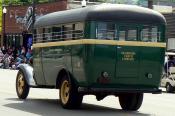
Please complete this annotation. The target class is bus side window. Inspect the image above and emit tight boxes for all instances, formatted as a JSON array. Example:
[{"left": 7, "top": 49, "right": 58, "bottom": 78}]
[
  {"left": 73, "top": 23, "right": 84, "bottom": 40},
  {"left": 63, "top": 24, "right": 73, "bottom": 40},
  {"left": 119, "top": 30, "right": 125, "bottom": 41},
  {"left": 52, "top": 26, "right": 62, "bottom": 41},
  {"left": 33, "top": 29, "right": 37, "bottom": 43},
  {"left": 43, "top": 28, "right": 46, "bottom": 42},
  {"left": 96, "top": 22, "right": 115, "bottom": 40},
  {"left": 127, "top": 29, "right": 137, "bottom": 41},
  {"left": 44, "top": 27, "right": 52, "bottom": 42},
  {"left": 36, "top": 28, "right": 43, "bottom": 43}
]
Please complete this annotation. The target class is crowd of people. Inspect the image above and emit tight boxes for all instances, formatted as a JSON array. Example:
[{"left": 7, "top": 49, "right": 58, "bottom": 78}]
[{"left": 0, "top": 46, "right": 33, "bottom": 69}]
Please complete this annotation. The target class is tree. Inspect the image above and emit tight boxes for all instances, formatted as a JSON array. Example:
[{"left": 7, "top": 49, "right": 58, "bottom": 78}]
[{"left": 2, "top": 0, "right": 60, "bottom": 5}]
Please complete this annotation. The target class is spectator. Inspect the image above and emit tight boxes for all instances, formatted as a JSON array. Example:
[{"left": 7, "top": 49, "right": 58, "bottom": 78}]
[
  {"left": 21, "top": 46, "right": 26, "bottom": 55},
  {"left": 1, "top": 45, "right": 6, "bottom": 55},
  {"left": 2, "top": 52, "right": 10, "bottom": 69},
  {"left": 26, "top": 48, "right": 32, "bottom": 63},
  {"left": 12, "top": 46, "right": 17, "bottom": 60},
  {"left": 0, "top": 45, "right": 33, "bottom": 69}
]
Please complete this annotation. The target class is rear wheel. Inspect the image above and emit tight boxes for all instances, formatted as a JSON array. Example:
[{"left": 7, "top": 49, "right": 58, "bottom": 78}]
[
  {"left": 119, "top": 93, "right": 143, "bottom": 111},
  {"left": 59, "top": 75, "right": 83, "bottom": 109},
  {"left": 16, "top": 70, "right": 30, "bottom": 99}
]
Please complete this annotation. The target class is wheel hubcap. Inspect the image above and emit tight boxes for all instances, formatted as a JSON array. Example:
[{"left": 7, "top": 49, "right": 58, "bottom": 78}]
[
  {"left": 17, "top": 74, "right": 25, "bottom": 95},
  {"left": 61, "top": 80, "right": 70, "bottom": 104}
]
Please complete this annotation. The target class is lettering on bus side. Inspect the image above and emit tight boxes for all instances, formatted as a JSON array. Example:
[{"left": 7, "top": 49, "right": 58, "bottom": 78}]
[{"left": 121, "top": 52, "right": 136, "bottom": 61}]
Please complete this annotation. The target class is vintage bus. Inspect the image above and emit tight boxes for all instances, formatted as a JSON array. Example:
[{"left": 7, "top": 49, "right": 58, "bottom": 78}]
[{"left": 16, "top": 4, "right": 166, "bottom": 111}]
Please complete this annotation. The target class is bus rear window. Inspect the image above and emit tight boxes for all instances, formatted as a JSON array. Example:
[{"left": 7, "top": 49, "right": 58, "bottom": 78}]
[
  {"left": 96, "top": 23, "right": 116, "bottom": 40},
  {"left": 119, "top": 27, "right": 137, "bottom": 41},
  {"left": 141, "top": 26, "right": 161, "bottom": 42}
]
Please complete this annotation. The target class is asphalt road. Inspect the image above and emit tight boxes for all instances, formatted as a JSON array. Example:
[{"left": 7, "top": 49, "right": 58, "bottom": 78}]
[{"left": 0, "top": 69, "right": 175, "bottom": 116}]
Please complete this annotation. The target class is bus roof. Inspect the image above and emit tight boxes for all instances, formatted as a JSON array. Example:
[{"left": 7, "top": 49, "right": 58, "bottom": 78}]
[{"left": 34, "top": 4, "right": 166, "bottom": 28}]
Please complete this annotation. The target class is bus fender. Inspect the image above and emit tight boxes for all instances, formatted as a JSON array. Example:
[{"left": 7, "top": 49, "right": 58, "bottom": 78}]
[
  {"left": 17, "top": 64, "right": 37, "bottom": 87},
  {"left": 56, "top": 69, "right": 74, "bottom": 89}
]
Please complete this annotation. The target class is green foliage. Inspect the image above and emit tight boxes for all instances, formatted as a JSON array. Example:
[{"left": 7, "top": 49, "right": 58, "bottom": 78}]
[
  {"left": 20, "top": 0, "right": 29, "bottom": 3},
  {"left": 2, "top": 0, "right": 59, "bottom": 5}
]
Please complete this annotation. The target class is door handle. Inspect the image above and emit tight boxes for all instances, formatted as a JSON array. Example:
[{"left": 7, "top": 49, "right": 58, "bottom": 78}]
[{"left": 117, "top": 46, "right": 122, "bottom": 49}]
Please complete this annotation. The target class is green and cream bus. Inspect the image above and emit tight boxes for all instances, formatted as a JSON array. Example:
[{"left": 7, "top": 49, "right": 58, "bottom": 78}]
[{"left": 16, "top": 4, "right": 166, "bottom": 111}]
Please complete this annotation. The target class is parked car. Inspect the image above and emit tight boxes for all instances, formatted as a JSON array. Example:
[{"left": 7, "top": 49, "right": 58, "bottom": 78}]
[
  {"left": 161, "top": 52, "right": 175, "bottom": 93},
  {"left": 161, "top": 67, "right": 175, "bottom": 93}
]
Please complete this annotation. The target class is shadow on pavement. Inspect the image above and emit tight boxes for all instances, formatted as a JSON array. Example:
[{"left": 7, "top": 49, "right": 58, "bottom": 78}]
[{"left": 4, "top": 98, "right": 151, "bottom": 116}]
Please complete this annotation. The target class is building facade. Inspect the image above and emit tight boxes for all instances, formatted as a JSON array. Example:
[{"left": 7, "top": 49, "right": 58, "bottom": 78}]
[
  {"left": 0, "top": 1, "right": 2, "bottom": 46},
  {"left": 1, "top": 0, "right": 175, "bottom": 50},
  {"left": 1, "top": 0, "right": 67, "bottom": 48},
  {"left": 154, "top": 0, "right": 175, "bottom": 51}
]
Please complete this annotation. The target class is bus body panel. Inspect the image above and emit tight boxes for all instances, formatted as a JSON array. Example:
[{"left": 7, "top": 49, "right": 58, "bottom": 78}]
[
  {"left": 116, "top": 46, "right": 139, "bottom": 79},
  {"left": 139, "top": 47, "right": 165, "bottom": 87},
  {"left": 71, "top": 45, "right": 87, "bottom": 85},
  {"left": 33, "top": 44, "right": 87, "bottom": 86},
  {"left": 93, "top": 44, "right": 116, "bottom": 83},
  {"left": 33, "top": 20, "right": 166, "bottom": 93},
  {"left": 32, "top": 40, "right": 165, "bottom": 91},
  {"left": 41, "top": 46, "right": 72, "bottom": 85},
  {"left": 33, "top": 48, "right": 46, "bottom": 85},
  {"left": 84, "top": 44, "right": 165, "bottom": 89}
]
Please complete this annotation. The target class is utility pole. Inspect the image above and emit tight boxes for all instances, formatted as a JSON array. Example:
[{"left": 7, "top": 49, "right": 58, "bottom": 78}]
[
  {"left": 148, "top": 0, "right": 153, "bottom": 9},
  {"left": 3, "top": 6, "right": 7, "bottom": 47},
  {"left": 32, "top": 0, "right": 36, "bottom": 34}
]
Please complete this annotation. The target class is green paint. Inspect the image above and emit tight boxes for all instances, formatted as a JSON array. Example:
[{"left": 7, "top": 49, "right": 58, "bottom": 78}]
[{"left": 33, "top": 21, "right": 166, "bottom": 92}]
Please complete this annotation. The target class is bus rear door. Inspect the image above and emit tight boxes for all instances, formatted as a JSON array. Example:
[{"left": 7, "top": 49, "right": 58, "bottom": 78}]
[{"left": 116, "top": 26, "right": 139, "bottom": 80}]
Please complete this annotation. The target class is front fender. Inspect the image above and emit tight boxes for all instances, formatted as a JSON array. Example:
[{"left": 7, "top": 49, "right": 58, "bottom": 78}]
[{"left": 17, "top": 64, "right": 37, "bottom": 86}]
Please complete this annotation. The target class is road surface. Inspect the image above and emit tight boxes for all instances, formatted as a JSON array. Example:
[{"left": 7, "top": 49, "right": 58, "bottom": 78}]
[{"left": 0, "top": 69, "right": 175, "bottom": 116}]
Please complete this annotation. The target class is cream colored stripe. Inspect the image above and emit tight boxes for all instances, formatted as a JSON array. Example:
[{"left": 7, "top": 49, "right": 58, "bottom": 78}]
[
  {"left": 32, "top": 40, "right": 82, "bottom": 48},
  {"left": 32, "top": 39, "right": 166, "bottom": 48}
]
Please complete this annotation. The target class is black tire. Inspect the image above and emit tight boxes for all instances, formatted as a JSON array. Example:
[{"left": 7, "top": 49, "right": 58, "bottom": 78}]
[
  {"left": 16, "top": 70, "right": 30, "bottom": 99},
  {"left": 59, "top": 75, "right": 83, "bottom": 109},
  {"left": 166, "top": 83, "right": 173, "bottom": 93},
  {"left": 119, "top": 93, "right": 143, "bottom": 111}
]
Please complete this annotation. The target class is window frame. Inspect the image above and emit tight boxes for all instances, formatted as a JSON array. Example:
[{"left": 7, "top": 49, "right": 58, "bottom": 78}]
[
  {"left": 118, "top": 26, "right": 138, "bottom": 41},
  {"left": 34, "top": 22, "right": 84, "bottom": 43},
  {"left": 96, "top": 22, "right": 117, "bottom": 40},
  {"left": 140, "top": 25, "right": 161, "bottom": 42}
]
